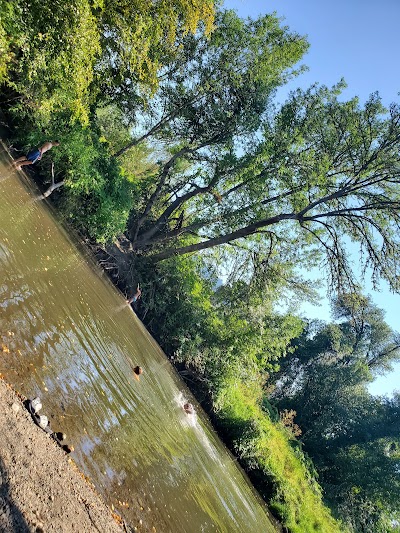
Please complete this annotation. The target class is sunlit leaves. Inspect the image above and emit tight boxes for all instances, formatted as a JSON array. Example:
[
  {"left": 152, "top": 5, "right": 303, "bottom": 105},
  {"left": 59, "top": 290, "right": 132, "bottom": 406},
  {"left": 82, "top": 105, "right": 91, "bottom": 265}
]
[{"left": 99, "top": 0, "right": 215, "bottom": 94}]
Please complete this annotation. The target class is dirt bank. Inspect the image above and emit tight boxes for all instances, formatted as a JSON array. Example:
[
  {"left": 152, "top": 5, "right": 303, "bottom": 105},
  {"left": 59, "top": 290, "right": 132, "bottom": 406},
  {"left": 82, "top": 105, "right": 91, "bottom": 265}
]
[{"left": 0, "top": 378, "right": 124, "bottom": 532}]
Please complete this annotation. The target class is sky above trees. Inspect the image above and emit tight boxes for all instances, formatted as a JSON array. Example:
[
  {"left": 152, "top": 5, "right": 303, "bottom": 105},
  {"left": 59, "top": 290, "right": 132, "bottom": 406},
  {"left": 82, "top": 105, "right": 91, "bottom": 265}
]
[
  {"left": 225, "top": 0, "right": 400, "bottom": 106},
  {"left": 224, "top": 0, "right": 400, "bottom": 396}
]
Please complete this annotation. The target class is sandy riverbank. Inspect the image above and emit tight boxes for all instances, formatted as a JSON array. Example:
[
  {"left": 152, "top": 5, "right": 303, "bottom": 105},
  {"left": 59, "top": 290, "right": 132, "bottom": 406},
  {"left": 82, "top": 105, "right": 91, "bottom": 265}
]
[{"left": 0, "top": 378, "right": 124, "bottom": 532}]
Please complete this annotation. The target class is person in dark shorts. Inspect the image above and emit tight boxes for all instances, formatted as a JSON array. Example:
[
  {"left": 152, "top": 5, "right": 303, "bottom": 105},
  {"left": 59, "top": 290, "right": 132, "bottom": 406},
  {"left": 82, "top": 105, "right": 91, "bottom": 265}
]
[
  {"left": 127, "top": 285, "right": 142, "bottom": 305},
  {"left": 13, "top": 140, "right": 60, "bottom": 169}
]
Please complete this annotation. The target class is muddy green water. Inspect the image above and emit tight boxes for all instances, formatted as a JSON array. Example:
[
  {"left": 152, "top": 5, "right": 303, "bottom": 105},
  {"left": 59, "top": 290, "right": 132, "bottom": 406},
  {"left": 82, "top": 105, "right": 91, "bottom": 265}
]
[{"left": 0, "top": 148, "right": 276, "bottom": 532}]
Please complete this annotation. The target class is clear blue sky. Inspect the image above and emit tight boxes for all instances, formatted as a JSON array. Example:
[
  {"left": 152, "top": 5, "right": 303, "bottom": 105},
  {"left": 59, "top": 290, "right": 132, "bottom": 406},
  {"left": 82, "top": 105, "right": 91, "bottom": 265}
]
[
  {"left": 224, "top": 0, "right": 400, "bottom": 395},
  {"left": 224, "top": 0, "right": 400, "bottom": 105}
]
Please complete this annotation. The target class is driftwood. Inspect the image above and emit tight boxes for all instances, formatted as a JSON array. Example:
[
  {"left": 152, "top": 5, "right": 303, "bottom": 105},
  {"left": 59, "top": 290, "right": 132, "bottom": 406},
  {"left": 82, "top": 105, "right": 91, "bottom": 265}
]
[{"left": 41, "top": 162, "right": 65, "bottom": 198}]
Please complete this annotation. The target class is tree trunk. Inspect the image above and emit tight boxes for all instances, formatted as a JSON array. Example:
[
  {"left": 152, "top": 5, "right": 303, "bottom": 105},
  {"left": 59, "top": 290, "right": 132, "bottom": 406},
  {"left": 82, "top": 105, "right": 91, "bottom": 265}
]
[
  {"left": 42, "top": 180, "right": 65, "bottom": 198},
  {"left": 134, "top": 181, "right": 217, "bottom": 248},
  {"left": 148, "top": 212, "right": 297, "bottom": 262},
  {"left": 40, "top": 162, "right": 65, "bottom": 198}
]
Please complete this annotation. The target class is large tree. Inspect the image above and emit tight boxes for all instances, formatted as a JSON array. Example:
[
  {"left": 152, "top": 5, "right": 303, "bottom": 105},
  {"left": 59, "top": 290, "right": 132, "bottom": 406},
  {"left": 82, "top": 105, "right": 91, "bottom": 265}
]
[
  {"left": 123, "top": 82, "right": 400, "bottom": 294},
  {"left": 270, "top": 295, "right": 400, "bottom": 531},
  {"left": 110, "top": 9, "right": 308, "bottom": 152},
  {"left": 111, "top": 9, "right": 308, "bottom": 239}
]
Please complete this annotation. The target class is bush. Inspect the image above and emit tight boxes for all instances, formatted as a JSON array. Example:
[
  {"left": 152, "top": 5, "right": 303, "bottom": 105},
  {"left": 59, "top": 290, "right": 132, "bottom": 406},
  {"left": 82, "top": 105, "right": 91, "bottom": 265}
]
[{"left": 0, "top": 0, "right": 100, "bottom": 125}]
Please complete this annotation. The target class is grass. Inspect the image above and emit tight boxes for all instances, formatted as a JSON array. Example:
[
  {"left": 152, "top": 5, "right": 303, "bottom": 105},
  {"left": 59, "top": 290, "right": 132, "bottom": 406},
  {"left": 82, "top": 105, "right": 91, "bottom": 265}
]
[{"left": 212, "top": 378, "right": 345, "bottom": 533}]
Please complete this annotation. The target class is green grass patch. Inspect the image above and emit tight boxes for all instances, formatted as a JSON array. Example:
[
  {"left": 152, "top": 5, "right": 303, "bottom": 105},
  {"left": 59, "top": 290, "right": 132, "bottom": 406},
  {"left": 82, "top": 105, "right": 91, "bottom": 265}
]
[{"left": 213, "top": 378, "right": 345, "bottom": 533}]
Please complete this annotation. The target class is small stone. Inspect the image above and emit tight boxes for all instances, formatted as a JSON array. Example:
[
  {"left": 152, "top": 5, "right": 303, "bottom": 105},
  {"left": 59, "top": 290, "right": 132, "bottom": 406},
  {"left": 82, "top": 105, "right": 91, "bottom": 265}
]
[
  {"left": 62, "top": 445, "right": 74, "bottom": 454},
  {"left": 11, "top": 403, "right": 20, "bottom": 413}
]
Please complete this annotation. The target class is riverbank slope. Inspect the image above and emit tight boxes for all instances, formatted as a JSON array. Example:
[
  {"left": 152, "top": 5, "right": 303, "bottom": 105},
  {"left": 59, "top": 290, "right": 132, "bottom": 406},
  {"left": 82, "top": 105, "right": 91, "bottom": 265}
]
[{"left": 0, "top": 378, "right": 123, "bottom": 533}]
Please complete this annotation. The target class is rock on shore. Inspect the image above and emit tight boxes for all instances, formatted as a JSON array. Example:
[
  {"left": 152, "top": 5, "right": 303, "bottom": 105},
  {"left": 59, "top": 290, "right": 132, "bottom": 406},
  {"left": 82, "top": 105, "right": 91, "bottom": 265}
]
[{"left": 0, "top": 378, "right": 123, "bottom": 532}]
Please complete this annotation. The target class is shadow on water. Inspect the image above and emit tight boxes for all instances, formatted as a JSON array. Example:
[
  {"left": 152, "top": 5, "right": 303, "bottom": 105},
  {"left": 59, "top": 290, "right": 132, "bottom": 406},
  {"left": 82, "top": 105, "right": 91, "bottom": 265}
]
[{"left": 0, "top": 456, "right": 30, "bottom": 533}]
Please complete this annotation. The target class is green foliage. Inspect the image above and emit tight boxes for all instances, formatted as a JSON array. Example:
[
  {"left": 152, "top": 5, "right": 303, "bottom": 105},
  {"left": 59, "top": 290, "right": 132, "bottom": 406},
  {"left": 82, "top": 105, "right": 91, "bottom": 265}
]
[
  {"left": 0, "top": 0, "right": 21, "bottom": 83},
  {"left": 328, "top": 429, "right": 400, "bottom": 531},
  {"left": 95, "top": 106, "right": 134, "bottom": 155},
  {"left": 95, "top": 105, "right": 158, "bottom": 184},
  {"left": 157, "top": 254, "right": 306, "bottom": 393},
  {"left": 128, "top": 246, "right": 304, "bottom": 390},
  {"left": 1, "top": 0, "right": 100, "bottom": 125},
  {"left": 128, "top": 253, "right": 216, "bottom": 356},
  {"left": 157, "top": 9, "right": 307, "bottom": 142},
  {"left": 211, "top": 379, "right": 342, "bottom": 533},
  {"left": 54, "top": 127, "right": 132, "bottom": 242},
  {"left": 202, "top": 281, "right": 303, "bottom": 379},
  {"left": 256, "top": 85, "right": 400, "bottom": 293},
  {"left": 98, "top": 0, "right": 215, "bottom": 94},
  {"left": 6, "top": 118, "right": 133, "bottom": 242},
  {"left": 121, "top": 8, "right": 308, "bottom": 243},
  {"left": 1, "top": 0, "right": 215, "bottom": 123},
  {"left": 271, "top": 295, "right": 400, "bottom": 531},
  {"left": 129, "top": 80, "right": 400, "bottom": 303}
]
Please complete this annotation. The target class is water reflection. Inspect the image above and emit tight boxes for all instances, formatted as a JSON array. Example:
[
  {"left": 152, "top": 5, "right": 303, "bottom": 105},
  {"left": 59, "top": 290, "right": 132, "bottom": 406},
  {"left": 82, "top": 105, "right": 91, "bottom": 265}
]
[{"left": 0, "top": 151, "right": 275, "bottom": 532}]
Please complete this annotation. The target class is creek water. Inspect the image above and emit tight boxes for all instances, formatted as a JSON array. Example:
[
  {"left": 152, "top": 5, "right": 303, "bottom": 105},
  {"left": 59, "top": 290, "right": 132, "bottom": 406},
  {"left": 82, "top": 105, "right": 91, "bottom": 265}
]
[{"left": 0, "top": 147, "right": 276, "bottom": 532}]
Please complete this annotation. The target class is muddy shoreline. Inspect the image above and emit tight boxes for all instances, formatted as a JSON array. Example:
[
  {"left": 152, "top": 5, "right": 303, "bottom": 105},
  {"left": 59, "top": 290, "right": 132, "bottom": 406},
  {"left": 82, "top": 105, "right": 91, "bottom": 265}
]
[{"left": 0, "top": 377, "right": 126, "bottom": 532}]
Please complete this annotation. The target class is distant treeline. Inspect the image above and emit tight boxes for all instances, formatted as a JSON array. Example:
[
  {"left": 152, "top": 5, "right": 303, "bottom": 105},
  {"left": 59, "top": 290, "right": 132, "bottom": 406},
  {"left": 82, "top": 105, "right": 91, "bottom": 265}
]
[{"left": 1, "top": 1, "right": 400, "bottom": 531}]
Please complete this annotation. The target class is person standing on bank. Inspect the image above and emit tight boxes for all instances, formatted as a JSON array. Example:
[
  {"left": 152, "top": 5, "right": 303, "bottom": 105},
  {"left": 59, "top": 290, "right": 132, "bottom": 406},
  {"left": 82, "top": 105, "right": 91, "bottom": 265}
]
[
  {"left": 127, "top": 285, "right": 142, "bottom": 305},
  {"left": 13, "top": 140, "right": 60, "bottom": 169}
]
